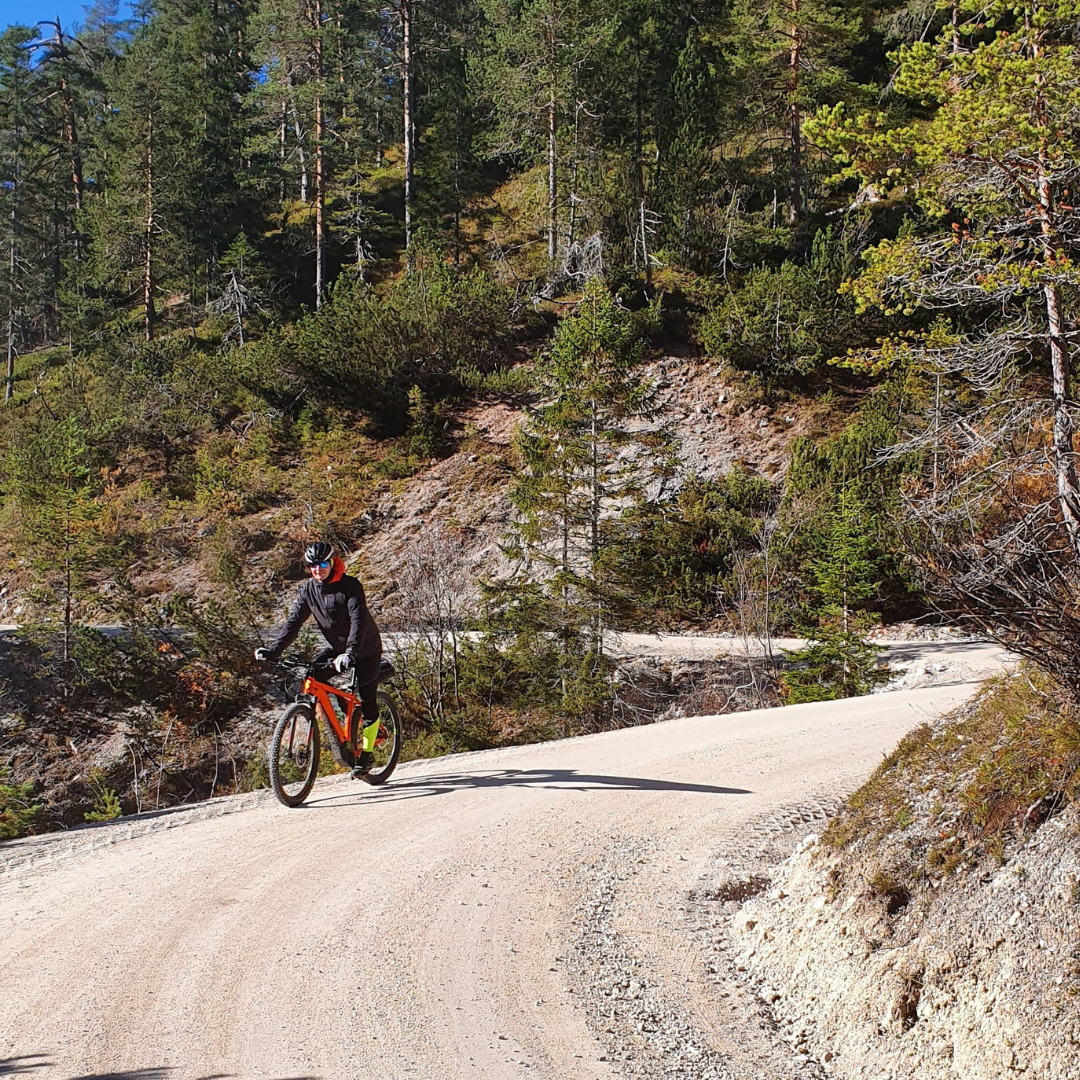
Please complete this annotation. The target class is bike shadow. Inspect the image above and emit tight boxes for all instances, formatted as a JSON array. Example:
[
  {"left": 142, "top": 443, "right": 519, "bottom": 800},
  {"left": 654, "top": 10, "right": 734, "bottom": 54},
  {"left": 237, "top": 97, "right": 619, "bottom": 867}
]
[
  {"left": 307, "top": 768, "right": 752, "bottom": 807},
  {"left": 0, "top": 1060, "right": 315, "bottom": 1080},
  {"left": 0, "top": 1058, "right": 50, "bottom": 1077}
]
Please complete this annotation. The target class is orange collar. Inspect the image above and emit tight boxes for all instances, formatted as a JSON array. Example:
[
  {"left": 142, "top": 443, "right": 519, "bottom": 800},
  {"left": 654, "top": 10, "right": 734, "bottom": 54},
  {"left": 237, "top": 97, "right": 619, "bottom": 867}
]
[{"left": 327, "top": 556, "right": 346, "bottom": 583}]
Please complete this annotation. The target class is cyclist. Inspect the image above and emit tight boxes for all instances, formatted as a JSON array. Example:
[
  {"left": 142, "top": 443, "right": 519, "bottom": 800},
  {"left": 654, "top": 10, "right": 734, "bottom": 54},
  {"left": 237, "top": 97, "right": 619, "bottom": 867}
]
[{"left": 255, "top": 541, "right": 383, "bottom": 776}]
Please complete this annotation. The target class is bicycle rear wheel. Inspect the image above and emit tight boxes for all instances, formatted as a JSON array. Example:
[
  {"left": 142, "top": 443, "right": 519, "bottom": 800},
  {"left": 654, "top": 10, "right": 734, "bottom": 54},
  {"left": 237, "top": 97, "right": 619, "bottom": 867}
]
[
  {"left": 358, "top": 691, "right": 401, "bottom": 786},
  {"left": 269, "top": 703, "right": 320, "bottom": 807}
]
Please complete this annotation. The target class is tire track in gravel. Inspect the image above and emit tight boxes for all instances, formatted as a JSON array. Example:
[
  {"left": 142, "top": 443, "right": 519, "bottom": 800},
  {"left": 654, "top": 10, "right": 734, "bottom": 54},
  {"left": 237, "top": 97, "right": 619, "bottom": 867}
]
[{"left": 563, "top": 791, "right": 863, "bottom": 1080}]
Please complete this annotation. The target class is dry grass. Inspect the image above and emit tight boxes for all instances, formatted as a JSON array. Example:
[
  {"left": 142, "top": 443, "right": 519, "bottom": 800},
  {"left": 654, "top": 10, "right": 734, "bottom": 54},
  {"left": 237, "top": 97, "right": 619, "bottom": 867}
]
[{"left": 825, "top": 667, "right": 1080, "bottom": 880}]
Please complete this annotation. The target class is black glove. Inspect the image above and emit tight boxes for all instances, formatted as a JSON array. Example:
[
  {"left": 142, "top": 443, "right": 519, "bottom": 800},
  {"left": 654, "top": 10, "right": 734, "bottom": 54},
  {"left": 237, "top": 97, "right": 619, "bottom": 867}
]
[{"left": 254, "top": 647, "right": 271, "bottom": 661}]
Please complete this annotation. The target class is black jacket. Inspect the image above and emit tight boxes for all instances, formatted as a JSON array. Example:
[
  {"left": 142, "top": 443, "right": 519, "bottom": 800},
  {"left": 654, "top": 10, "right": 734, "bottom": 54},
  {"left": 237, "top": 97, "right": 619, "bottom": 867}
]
[{"left": 266, "top": 566, "right": 382, "bottom": 675}]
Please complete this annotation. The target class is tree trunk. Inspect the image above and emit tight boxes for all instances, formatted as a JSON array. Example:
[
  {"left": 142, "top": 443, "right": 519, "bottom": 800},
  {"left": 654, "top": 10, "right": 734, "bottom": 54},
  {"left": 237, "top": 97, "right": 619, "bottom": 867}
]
[
  {"left": 402, "top": 0, "right": 414, "bottom": 250},
  {"left": 1033, "top": 27, "right": 1080, "bottom": 550},
  {"left": 143, "top": 105, "right": 156, "bottom": 342},
  {"left": 292, "top": 98, "right": 308, "bottom": 203},
  {"left": 5, "top": 175, "right": 15, "bottom": 402},
  {"left": 787, "top": 0, "right": 802, "bottom": 226},
  {"left": 589, "top": 400, "right": 602, "bottom": 658},
  {"left": 547, "top": 83, "right": 557, "bottom": 262},
  {"left": 1044, "top": 281, "right": 1080, "bottom": 548},
  {"left": 64, "top": 558, "right": 72, "bottom": 663},
  {"left": 314, "top": 0, "right": 325, "bottom": 308},
  {"left": 5, "top": 256, "right": 14, "bottom": 402},
  {"left": 278, "top": 99, "right": 287, "bottom": 202},
  {"left": 60, "top": 75, "right": 83, "bottom": 229},
  {"left": 64, "top": 102, "right": 82, "bottom": 216},
  {"left": 567, "top": 103, "right": 580, "bottom": 249}
]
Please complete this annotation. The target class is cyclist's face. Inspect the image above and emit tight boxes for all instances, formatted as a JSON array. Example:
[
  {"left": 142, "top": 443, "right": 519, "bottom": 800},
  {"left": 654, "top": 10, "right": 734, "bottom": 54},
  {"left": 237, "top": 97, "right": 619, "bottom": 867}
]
[{"left": 309, "top": 559, "right": 332, "bottom": 581}]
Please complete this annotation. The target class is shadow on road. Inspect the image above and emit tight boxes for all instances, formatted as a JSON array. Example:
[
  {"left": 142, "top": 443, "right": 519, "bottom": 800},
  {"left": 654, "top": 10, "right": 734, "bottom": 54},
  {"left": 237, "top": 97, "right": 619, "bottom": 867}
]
[
  {"left": 883, "top": 640, "right": 996, "bottom": 662},
  {"left": 307, "top": 768, "right": 752, "bottom": 807},
  {"left": 61, "top": 1073, "right": 314, "bottom": 1080},
  {"left": 1, "top": 1061, "right": 316, "bottom": 1080},
  {"left": 66, "top": 1073, "right": 177, "bottom": 1079},
  {"left": 0, "top": 1058, "right": 51, "bottom": 1076}
]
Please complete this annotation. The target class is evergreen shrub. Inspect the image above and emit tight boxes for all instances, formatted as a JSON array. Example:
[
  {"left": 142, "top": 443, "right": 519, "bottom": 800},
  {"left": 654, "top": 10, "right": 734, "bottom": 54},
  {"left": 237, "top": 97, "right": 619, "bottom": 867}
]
[{"left": 0, "top": 765, "right": 40, "bottom": 839}]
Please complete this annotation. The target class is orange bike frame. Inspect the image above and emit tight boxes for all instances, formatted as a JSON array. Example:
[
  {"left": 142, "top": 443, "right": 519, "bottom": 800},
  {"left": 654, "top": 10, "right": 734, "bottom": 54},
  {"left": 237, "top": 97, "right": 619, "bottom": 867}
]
[{"left": 302, "top": 675, "right": 360, "bottom": 746}]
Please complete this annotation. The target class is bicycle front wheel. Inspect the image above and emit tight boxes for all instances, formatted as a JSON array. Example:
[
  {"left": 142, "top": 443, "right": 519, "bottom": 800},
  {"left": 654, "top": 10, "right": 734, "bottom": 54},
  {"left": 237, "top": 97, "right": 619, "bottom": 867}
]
[
  {"left": 360, "top": 691, "right": 401, "bottom": 786},
  {"left": 269, "top": 703, "right": 320, "bottom": 807}
]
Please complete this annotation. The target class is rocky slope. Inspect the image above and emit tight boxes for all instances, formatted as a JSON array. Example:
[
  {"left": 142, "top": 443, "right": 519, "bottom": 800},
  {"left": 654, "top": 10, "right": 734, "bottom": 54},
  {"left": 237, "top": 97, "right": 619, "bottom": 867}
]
[
  {"left": 720, "top": 774, "right": 1080, "bottom": 1076},
  {"left": 354, "top": 353, "right": 833, "bottom": 609}
]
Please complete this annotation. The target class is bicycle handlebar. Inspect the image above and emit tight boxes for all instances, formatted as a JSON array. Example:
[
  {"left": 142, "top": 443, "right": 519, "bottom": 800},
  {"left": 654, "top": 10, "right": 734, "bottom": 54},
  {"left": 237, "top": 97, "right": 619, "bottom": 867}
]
[{"left": 268, "top": 658, "right": 312, "bottom": 676}]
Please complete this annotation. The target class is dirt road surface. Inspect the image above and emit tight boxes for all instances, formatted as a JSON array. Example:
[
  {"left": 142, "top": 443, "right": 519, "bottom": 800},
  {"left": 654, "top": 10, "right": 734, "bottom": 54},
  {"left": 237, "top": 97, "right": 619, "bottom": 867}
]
[{"left": 0, "top": 642, "right": 1007, "bottom": 1080}]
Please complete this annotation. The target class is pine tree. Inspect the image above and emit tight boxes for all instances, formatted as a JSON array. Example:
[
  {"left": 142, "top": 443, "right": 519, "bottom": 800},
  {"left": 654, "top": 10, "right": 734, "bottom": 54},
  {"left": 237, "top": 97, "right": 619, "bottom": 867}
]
[
  {"left": 210, "top": 231, "right": 271, "bottom": 345},
  {"left": 252, "top": 0, "right": 381, "bottom": 302},
  {"left": 0, "top": 765, "right": 40, "bottom": 840},
  {"left": 4, "top": 412, "right": 107, "bottom": 661},
  {"left": 652, "top": 27, "right": 719, "bottom": 266},
  {"left": 416, "top": 33, "right": 482, "bottom": 262},
  {"left": 79, "top": 5, "right": 234, "bottom": 340},
  {"left": 781, "top": 488, "right": 888, "bottom": 702},
  {"left": 476, "top": 0, "right": 611, "bottom": 264},
  {"left": 152, "top": 0, "right": 258, "bottom": 313},
  {"left": 813, "top": 0, "right": 1080, "bottom": 553},
  {"left": 722, "top": 0, "right": 867, "bottom": 231},
  {"left": 490, "top": 284, "right": 674, "bottom": 715},
  {"left": 0, "top": 26, "right": 45, "bottom": 398}
]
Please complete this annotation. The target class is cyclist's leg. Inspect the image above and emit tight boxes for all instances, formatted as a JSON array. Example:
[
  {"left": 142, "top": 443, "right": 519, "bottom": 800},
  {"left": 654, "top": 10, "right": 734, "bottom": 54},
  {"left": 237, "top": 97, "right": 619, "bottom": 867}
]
[{"left": 358, "top": 679, "right": 380, "bottom": 751}]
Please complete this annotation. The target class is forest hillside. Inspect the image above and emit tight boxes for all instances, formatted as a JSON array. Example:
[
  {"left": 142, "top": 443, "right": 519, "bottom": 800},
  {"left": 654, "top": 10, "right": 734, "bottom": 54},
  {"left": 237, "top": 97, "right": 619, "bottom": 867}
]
[{"left": 3, "top": 0, "right": 1080, "bottom": 841}]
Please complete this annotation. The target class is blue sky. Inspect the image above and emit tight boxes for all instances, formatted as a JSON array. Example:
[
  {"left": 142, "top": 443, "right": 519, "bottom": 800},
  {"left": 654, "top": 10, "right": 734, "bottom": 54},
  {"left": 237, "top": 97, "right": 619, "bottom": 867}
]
[{"left": 0, "top": 0, "right": 130, "bottom": 36}]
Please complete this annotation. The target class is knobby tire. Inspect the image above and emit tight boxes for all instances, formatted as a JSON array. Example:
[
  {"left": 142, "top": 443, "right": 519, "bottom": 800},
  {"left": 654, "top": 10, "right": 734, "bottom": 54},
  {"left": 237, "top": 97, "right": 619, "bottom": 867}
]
[
  {"left": 269, "top": 702, "right": 320, "bottom": 807},
  {"left": 358, "top": 691, "right": 401, "bottom": 786}
]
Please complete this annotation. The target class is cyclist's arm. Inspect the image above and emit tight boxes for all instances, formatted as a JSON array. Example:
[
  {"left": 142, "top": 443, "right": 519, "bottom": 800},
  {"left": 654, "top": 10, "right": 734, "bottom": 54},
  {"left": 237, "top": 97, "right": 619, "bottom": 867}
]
[
  {"left": 265, "top": 588, "right": 312, "bottom": 659},
  {"left": 345, "top": 581, "right": 368, "bottom": 658}
]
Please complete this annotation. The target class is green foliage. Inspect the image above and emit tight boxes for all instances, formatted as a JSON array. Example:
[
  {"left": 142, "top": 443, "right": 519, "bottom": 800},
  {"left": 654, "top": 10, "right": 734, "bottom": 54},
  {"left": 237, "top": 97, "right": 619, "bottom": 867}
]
[
  {"left": 406, "top": 385, "right": 440, "bottom": 461},
  {"left": 244, "top": 241, "right": 516, "bottom": 425},
  {"left": 652, "top": 28, "right": 722, "bottom": 267},
  {"left": 84, "top": 773, "right": 122, "bottom": 822},
  {"left": 610, "top": 471, "right": 775, "bottom": 623},
  {"left": 825, "top": 668, "right": 1080, "bottom": 876},
  {"left": 699, "top": 262, "right": 827, "bottom": 384},
  {"left": 3, "top": 411, "right": 108, "bottom": 649},
  {"left": 780, "top": 626, "right": 886, "bottom": 703},
  {"left": 0, "top": 764, "right": 40, "bottom": 840},
  {"left": 465, "top": 599, "right": 618, "bottom": 733},
  {"left": 697, "top": 227, "right": 869, "bottom": 391},
  {"left": 808, "top": 0, "right": 1080, "bottom": 381},
  {"left": 780, "top": 489, "right": 890, "bottom": 702},
  {"left": 785, "top": 388, "right": 923, "bottom": 618},
  {"left": 487, "top": 284, "right": 672, "bottom": 720}
]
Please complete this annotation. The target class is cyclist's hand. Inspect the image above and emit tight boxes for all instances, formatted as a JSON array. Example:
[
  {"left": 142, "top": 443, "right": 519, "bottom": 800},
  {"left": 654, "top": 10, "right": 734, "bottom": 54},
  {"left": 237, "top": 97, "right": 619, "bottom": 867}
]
[
  {"left": 333, "top": 653, "right": 353, "bottom": 673},
  {"left": 254, "top": 647, "right": 271, "bottom": 661}
]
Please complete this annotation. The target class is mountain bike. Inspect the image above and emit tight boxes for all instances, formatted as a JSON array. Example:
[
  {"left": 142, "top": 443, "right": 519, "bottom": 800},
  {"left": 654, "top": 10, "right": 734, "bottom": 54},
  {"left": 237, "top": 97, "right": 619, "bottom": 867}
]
[{"left": 268, "top": 657, "right": 402, "bottom": 807}]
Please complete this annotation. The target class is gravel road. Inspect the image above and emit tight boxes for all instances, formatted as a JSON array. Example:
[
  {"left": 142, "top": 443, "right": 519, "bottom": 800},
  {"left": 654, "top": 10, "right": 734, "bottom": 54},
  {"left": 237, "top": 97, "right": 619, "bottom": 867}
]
[{"left": 0, "top": 642, "right": 1007, "bottom": 1080}]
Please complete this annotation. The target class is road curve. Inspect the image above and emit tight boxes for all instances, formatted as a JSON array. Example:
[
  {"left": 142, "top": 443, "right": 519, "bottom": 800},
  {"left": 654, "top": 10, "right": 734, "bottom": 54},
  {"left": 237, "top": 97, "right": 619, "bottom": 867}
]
[{"left": 0, "top": 643, "right": 1006, "bottom": 1080}]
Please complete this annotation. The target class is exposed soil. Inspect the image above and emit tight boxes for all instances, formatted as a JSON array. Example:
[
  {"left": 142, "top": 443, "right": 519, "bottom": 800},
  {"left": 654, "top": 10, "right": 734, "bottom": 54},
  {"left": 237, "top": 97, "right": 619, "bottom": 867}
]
[
  {"left": 350, "top": 354, "right": 831, "bottom": 607},
  {"left": 722, "top": 814, "right": 1080, "bottom": 1080},
  {"left": 712, "top": 675, "right": 1080, "bottom": 1080}
]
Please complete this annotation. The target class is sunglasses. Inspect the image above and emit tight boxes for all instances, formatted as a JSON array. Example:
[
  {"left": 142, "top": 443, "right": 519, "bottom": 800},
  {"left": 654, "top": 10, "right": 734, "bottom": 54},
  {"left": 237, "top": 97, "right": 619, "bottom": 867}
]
[{"left": 310, "top": 559, "right": 332, "bottom": 569}]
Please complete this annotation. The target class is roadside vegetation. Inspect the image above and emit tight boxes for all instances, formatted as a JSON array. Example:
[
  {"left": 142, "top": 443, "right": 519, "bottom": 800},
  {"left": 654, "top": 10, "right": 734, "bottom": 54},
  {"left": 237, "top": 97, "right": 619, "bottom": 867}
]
[{"left": 823, "top": 666, "right": 1080, "bottom": 911}]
